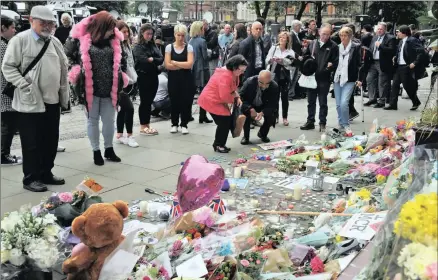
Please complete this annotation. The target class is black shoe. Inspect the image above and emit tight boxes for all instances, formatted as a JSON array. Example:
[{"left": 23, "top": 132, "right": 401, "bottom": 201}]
[
  {"left": 41, "top": 175, "right": 65, "bottom": 185},
  {"left": 94, "top": 150, "right": 104, "bottom": 166},
  {"left": 364, "top": 100, "right": 377, "bottom": 106},
  {"left": 383, "top": 105, "right": 398, "bottom": 110},
  {"left": 373, "top": 103, "right": 385, "bottom": 108},
  {"left": 319, "top": 124, "right": 326, "bottom": 132},
  {"left": 410, "top": 104, "right": 421, "bottom": 111},
  {"left": 199, "top": 117, "right": 213, "bottom": 124},
  {"left": 300, "top": 122, "right": 315, "bottom": 130},
  {"left": 104, "top": 147, "right": 121, "bottom": 162},
  {"left": 23, "top": 181, "right": 47, "bottom": 192},
  {"left": 240, "top": 137, "right": 252, "bottom": 145},
  {"left": 189, "top": 117, "right": 195, "bottom": 122},
  {"left": 57, "top": 146, "right": 66, "bottom": 152},
  {"left": 1, "top": 154, "right": 22, "bottom": 166},
  {"left": 224, "top": 146, "right": 231, "bottom": 151},
  {"left": 257, "top": 132, "right": 270, "bottom": 143},
  {"left": 349, "top": 111, "right": 359, "bottom": 121},
  {"left": 213, "top": 145, "right": 229, "bottom": 153}
]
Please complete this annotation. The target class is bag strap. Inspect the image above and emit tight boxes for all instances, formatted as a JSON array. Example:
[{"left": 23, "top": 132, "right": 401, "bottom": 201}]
[{"left": 22, "top": 39, "right": 51, "bottom": 76}]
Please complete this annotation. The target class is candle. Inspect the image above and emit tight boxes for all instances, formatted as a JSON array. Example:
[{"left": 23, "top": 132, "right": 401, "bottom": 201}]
[
  {"left": 321, "top": 134, "right": 327, "bottom": 142},
  {"left": 294, "top": 185, "right": 302, "bottom": 200},
  {"left": 285, "top": 193, "right": 293, "bottom": 201},
  {"left": 230, "top": 184, "right": 237, "bottom": 191},
  {"left": 234, "top": 167, "right": 242, "bottom": 179},
  {"left": 250, "top": 199, "right": 260, "bottom": 207}
]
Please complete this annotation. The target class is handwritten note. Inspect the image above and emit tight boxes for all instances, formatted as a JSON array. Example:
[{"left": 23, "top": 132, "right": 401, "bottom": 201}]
[
  {"left": 338, "top": 212, "right": 387, "bottom": 240},
  {"left": 98, "top": 249, "right": 140, "bottom": 280},
  {"left": 176, "top": 254, "right": 208, "bottom": 278}
]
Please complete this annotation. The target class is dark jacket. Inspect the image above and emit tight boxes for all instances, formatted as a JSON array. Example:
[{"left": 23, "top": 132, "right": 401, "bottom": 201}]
[
  {"left": 132, "top": 41, "right": 164, "bottom": 75},
  {"left": 239, "top": 76, "right": 279, "bottom": 118},
  {"left": 370, "top": 33, "right": 397, "bottom": 73},
  {"left": 361, "top": 32, "right": 373, "bottom": 48},
  {"left": 303, "top": 39, "right": 339, "bottom": 82},
  {"left": 335, "top": 42, "right": 362, "bottom": 83},
  {"left": 205, "top": 27, "right": 219, "bottom": 60},
  {"left": 395, "top": 36, "right": 427, "bottom": 80},
  {"left": 227, "top": 38, "right": 244, "bottom": 60},
  {"left": 189, "top": 36, "right": 210, "bottom": 87},
  {"left": 291, "top": 31, "right": 302, "bottom": 67},
  {"left": 54, "top": 25, "right": 72, "bottom": 45},
  {"left": 359, "top": 46, "right": 373, "bottom": 82},
  {"left": 238, "top": 36, "right": 266, "bottom": 80},
  {"left": 263, "top": 33, "right": 272, "bottom": 55}
]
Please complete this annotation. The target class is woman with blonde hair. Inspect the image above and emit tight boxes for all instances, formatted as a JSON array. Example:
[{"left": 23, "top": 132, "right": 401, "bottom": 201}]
[
  {"left": 189, "top": 21, "right": 212, "bottom": 124},
  {"left": 165, "top": 24, "right": 195, "bottom": 134},
  {"left": 265, "top": 31, "right": 295, "bottom": 126}
]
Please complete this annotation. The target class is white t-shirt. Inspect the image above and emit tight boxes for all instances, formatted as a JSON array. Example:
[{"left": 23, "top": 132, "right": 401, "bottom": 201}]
[
  {"left": 165, "top": 43, "right": 193, "bottom": 54},
  {"left": 154, "top": 73, "right": 168, "bottom": 102}
]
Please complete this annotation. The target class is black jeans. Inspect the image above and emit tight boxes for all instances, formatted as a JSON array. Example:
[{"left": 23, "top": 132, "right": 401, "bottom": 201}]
[
  {"left": 18, "top": 103, "right": 60, "bottom": 185},
  {"left": 307, "top": 81, "right": 331, "bottom": 125},
  {"left": 277, "top": 79, "right": 290, "bottom": 119},
  {"left": 210, "top": 113, "right": 232, "bottom": 147},
  {"left": 243, "top": 106, "right": 274, "bottom": 139},
  {"left": 152, "top": 96, "right": 171, "bottom": 115},
  {"left": 137, "top": 72, "right": 159, "bottom": 125},
  {"left": 116, "top": 92, "right": 134, "bottom": 134},
  {"left": 1, "top": 111, "right": 19, "bottom": 157},
  {"left": 389, "top": 66, "right": 420, "bottom": 107}
]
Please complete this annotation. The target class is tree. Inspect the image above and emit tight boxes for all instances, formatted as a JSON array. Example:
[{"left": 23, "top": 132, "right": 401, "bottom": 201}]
[
  {"left": 82, "top": 1, "right": 129, "bottom": 15},
  {"left": 368, "top": 1, "right": 427, "bottom": 26},
  {"left": 170, "top": 0, "right": 184, "bottom": 13},
  {"left": 252, "top": 1, "right": 272, "bottom": 19},
  {"left": 132, "top": 1, "right": 164, "bottom": 20}
]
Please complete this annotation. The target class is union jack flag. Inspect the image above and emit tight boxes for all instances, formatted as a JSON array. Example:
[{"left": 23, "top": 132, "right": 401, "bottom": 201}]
[
  {"left": 208, "top": 195, "right": 227, "bottom": 215},
  {"left": 170, "top": 196, "right": 182, "bottom": 219}
]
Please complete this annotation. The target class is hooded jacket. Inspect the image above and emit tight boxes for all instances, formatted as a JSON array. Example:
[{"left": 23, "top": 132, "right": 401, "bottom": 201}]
[{"left": 64, "top": 15, "right": 129, "bottom": 112}]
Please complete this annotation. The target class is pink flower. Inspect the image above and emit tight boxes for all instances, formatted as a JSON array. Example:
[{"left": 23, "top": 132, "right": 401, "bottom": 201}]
[
  {"left": 256, "top": 260, "right": 261, "bottom": 265},
  {"left": 240, "top": 259, "right": 250, "bottom": 267},
  {"left": 425, "top": 263, "right": 438, "bottom": 280},
  {"left": 247, "top": 237, "right": 255, "bottom": 245},
  {"left": 249, "top": 258, "right": 253, "bottom": 262},
  {"left": 310, "top": 256, "right": 324, "bottom": 274},
  {"left": 143, "top": 277, "right": 151, "bottom": 280},
  {"left": 58, "top": 192, "right": 73, "bottom": 203}
]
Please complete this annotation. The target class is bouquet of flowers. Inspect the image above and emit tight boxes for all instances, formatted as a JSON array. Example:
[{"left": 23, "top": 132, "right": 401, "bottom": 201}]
[
  {"left": 209, "top": 260, "right": 237, "bottom": 280},
  {"left": 236, "top": 251, "right": 265, "bottom": 279},
  {"left": 128, "top": 261, "right": 170, "bottom": 280},
  {"left": 1, "top": 204, "right": 62, "bottom": 278},
  {"left": 254, "top": 226, "right": 285, "bottom": 251}
]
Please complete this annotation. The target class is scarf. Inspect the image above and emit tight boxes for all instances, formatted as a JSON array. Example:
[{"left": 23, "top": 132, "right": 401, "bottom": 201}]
[{"left": 334, "top": 40, "right": 351, "bottom": 87}]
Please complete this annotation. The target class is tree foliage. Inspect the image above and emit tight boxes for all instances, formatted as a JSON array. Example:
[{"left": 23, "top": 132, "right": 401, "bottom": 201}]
[
  {"left": 368, "top": 1, "right": 428, "bottom": 26},
  {"left": 170, "top": 0, "right": 185, "bottom": 13},
  {"left": 82, "top": 1, "right": 129, "bottom": 15}
]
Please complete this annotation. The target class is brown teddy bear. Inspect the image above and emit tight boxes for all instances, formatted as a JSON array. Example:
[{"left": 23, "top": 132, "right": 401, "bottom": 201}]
[{"left": 62, "top": 200, "right": 129, "bottom": 280}]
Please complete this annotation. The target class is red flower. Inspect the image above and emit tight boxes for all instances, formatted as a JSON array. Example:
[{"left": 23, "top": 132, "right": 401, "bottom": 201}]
[
  {"left": 143, "top": 277, "right": 151, "bottom": 280},
  {"left": 310, "top": 256, "right": 324, "bottom": 274}
]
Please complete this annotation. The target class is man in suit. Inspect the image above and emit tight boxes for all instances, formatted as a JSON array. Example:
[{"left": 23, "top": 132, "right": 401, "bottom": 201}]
[
  {"left": 238, "top": 21, "right": 265, "bottom": 82},
  {"left": 364, "top": 22, "right": 397, "bottom": 108},
  {"left": 385, "top": 25, "right": 425, "bottom": 110}
]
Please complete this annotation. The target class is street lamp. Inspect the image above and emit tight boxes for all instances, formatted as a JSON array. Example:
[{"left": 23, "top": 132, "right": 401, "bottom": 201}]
[{"left": 200, "top": 0, "right": 204, "bottom": 20}]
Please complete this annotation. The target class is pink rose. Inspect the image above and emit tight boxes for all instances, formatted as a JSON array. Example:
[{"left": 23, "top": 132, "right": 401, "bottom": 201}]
[
  {"left": 143, "top": 277, "right": 151, "bottom": 280},
  {"left": 58, "top": 192, "right": 73, "bottom": 203},
  {"left": 426, "top": 263, "right": 438, "bottom": 280},
  {"left": 256, "top": 260, "right": 261, "bottom": 265},
  {"left": 240, "top": 259, "right": 250, "bottom": 267}
]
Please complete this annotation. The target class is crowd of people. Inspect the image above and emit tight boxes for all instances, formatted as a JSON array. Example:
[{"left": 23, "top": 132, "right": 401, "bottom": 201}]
[{"left": 0, "top": 5, "right": 434, "bottom": 193}]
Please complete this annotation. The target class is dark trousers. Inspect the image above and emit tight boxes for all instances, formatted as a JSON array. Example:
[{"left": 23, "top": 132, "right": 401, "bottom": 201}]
[
  {"left": 18, "top": 103, "right": 60, "bottom": 185},
  {"left": 210, "top": 113, "right": 232, "bottom": 146},
  {"left": 307, "top": 81, "right": 330, "bottom": 125},
  {"left": 277, "top": 79, "right": 290, "bottom": 119},
  {"left": 243, "top": 106, "right": 274, "bottom": 139},
  {"left": 389, "top": 66, "right": 420, "bottom": 107},
  {"left": 137, "top": 73, "right": 159, "bottom": 125},
  {"left": 152, "top": 96, "right": 171, "bottom": 115},
  {"left": 116, "top": 93, "right": 134, "bottom": 134},
  {"left": 169, "top": 87, "right": 193, "bottom": 128},
  {"left": 349, "top": 91, "right": 358, "bottom": 114},
  {"left": 1, "top": 111, "right": 19, "bottom": 157}
]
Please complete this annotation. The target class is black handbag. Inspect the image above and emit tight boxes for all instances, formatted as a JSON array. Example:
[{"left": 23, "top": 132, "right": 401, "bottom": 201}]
[
  {"left": 230, "top": 99, "right": 246, "bottom": 138},
  {"left": 2, "top": 39, "right": 51, "bottom": 99}
]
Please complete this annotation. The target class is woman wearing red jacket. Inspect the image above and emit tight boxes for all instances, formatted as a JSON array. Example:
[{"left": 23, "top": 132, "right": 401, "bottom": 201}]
[{"left": 198, "top": 55, "right": 248, "bottom": 153}]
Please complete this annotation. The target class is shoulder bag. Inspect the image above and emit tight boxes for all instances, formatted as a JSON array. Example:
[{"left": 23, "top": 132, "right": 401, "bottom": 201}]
[
  {"left": 298, "top": 41, "right": 318, "bottom": 89},
  {"left": 2, "top": 39, "right": 51, "bottom": 98}
]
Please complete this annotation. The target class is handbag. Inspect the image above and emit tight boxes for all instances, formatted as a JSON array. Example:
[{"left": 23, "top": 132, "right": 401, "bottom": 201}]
[
  {"left": 1, "top": 39, "right": 51, "bottom": 99},
  {"left": 230, "top": 99, "right": 246, "bottom": 138},
  {"left": 298, "top": 41, "right": 317, "bottom": 89}
]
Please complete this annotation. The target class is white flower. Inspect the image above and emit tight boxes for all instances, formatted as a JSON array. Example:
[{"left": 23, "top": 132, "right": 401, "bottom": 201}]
[
  {"left": 42, "top": 213, "right": 57, "bottom": 225},
  {"left": 9, "top": 248, "right": 25, "bottom": 266},
  {"left": 26, "top": 238, "right": 60, "bottom": 269},
  {"left": 43, "top": 225, "right": 60, "bottom": 244},
  {"left": 1, "top": 212, "right": 21, "bottom": 232},
  {"left": 1, "top": 250, "right": 11, "bottom": 263}
]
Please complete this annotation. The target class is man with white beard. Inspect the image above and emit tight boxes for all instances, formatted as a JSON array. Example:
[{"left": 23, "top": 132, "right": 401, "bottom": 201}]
[{"left": 2, "top": 6, "right": 69, "bottom": 192}]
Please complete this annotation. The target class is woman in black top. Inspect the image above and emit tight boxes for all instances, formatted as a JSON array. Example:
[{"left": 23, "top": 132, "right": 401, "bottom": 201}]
[
  {"left": 54, "top": 13, "right": 72, "bottom": 45},
  {"left": 133, "top": 23, "right": 163, "bottom": 136},
  {"left": 164, "top": 24, "right": 195, "bottom": 135}
]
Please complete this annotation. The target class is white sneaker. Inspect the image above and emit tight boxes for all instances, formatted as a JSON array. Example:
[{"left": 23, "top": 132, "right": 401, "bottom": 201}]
[
  {"left": 181, "top": 127, "right": 189, "bottom": 135},
  {"left": 115, "top": 136, "right": 126, "bottom": 144},
  {"left": 344, "top": 126, "right": 353, "bottom": 136},
  {"left": 126, "top": 136, "right": 139, "bottom": 148},
  {"left": 170, "top": 126, "right": 178, "bottom": 133}
]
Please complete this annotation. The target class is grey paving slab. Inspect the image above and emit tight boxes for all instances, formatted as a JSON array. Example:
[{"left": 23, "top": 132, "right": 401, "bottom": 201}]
[
  {"left": 121, "top": 148, "right": 189, "bottom": 171},
  {"left": 140, "top": 174, "right": 179, "bottom": 192},
  {"left": 46, "top": 172, "right": 130, "bottom": 193},
  {"left": 1, "top": 178, "right": 26, "bottom": 198},
  {"left": 99, "top": 183, "right": 156, "bottom": 203},
  {"left": 54, "top": 152, "right": 127, "bottom": 175},
  {"left": 101, "top": 165, "right": 168, "bottom": 185},
  {"left": 1, "top": 191, "right": 49, "bottom": 216}
]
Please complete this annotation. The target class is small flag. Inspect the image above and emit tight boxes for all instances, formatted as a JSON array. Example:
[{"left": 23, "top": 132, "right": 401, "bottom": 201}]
[
  {"left": 170, "top": 196, "right": 182, "bottom": 219},
  {"left": 208, "top": 195, "right": 227, "bottom": 215}
]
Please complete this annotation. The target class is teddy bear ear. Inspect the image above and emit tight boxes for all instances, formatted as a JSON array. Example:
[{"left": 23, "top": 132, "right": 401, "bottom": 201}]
[
  {"left": 71, "top": 215, "right": 87, "bottom": 239},
  {"left": 113, "top": 200, "right": 129, "bottom": 218}
]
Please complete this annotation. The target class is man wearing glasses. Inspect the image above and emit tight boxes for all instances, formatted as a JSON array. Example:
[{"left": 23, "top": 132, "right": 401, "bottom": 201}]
[
  {"left": 239, "top": 70, "right": 279, "bottom": 145},
  {"left": 2, "top": 6, "right": 69, "bottom": 192}
]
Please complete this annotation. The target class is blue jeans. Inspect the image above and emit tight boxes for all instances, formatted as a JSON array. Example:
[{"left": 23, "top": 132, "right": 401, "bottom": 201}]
[
  {"left": 334, "top": 82, "right": 355, "bottom": 128},
  {"left": 85, "top": 97, "right": 116, "bottom": 151}
]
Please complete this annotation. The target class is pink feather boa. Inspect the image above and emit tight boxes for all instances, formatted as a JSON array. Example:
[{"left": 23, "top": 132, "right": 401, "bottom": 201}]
[{"left": 68, "top": 15, "right": 127, "bottom": 111}]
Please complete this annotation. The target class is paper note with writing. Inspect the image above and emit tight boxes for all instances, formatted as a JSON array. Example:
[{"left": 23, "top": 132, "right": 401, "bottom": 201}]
[
  {"left": 123, "top": 220, "right": 143, "bottom": 236},
  {"left": 153, "top": 251, "right": 172, "bottom": 277},
  {"left": 98, "top": 249, "right": 140, "bottom": 280},
  {"left": 275, "top": 175, "right": 314, "bottom": 190},
  {"left": 339, "top": 212, "right": 387, "bottom": 240},
  {"left": 176, "top": 254, "right": 208, "bottom": 278},
  {"left": 258, "top": 140, "right": 293, "bottom": 151}
]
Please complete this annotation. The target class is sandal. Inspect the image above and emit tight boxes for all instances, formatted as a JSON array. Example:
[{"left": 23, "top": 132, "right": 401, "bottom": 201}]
[
  {"left": 140, "top": 127, "right": 158, "bottom": 136},
  {"left": 283, "top": 119, "right": 289, "bottom": 126}
]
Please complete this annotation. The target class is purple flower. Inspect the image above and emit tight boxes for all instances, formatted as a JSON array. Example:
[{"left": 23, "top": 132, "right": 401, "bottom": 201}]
[
  {"left": 376, "top": 168, "right": 391, "bottom": 177},
  {"left": 47, "top": 195, "right": 61, "bottom": 204}
]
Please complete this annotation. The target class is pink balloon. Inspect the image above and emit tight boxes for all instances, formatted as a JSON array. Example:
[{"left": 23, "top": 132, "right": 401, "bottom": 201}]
[{"left": 177, "top": 155, "right": 225, "bottom": 213}]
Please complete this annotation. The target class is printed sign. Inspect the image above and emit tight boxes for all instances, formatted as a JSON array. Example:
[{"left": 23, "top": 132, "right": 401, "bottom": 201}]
[
  {"left": 338, "top": 212, "right": 387, "bottom": 241},
  {"left": 258, "top": 140, "right": 293, "bottom": 151}
]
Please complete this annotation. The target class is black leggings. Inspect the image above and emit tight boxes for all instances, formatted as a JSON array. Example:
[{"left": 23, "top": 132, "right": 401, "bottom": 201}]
[
  {"left": 116, "top": 92, "right": 134, "bottom": 134},
  {"left": 137, "top": 73, "right": 158, "bottom": 125},
  {"left": 277, "top": 79, "right": 290, "bottom": 119},
  {"left": 210, "top": 113, "right": 232, "bottom": 147},
  {"left": 1, "top": 111, "right": 18, "bottom": 156}
]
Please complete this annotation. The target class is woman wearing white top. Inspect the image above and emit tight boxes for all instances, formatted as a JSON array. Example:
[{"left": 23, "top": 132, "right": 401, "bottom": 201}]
[{"left": 265, "top": 31, "right": 295, "bottom": 126}]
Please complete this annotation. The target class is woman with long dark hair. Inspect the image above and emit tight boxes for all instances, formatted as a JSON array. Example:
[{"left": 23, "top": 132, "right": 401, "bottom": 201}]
[
  {"left": 115, "top": 20, "right": 138, "bottom": 147},
  {"left": 65, "top": 11, "right": 129, "bottom": 165},
  {"left": 164, "top": 24, "right": 195, "bottom": 134},
  {"left": 133, "top": 23, "right": 163, "bottom": 136},
  {"left": 226, "top": 23, "right": 248, "bottom": 60}
]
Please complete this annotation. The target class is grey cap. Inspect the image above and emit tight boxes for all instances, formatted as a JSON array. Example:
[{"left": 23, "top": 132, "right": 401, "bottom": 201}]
[{"left": 30, "top": 6, "right": 55, "bottom": 22}]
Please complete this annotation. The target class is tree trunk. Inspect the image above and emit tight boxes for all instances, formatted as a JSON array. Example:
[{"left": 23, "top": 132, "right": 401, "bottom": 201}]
[
  {"left": 262, "top": 1, "right": 271, "bottom": 19},
  {"left": 315, "top": 2, "right": 323, "bottom": 28},
  {"left": 254, "top": 1, "right": 262, "bottom": 18},
  {"left": 296, "top": 1, "right": 308, "bottom": 21}
]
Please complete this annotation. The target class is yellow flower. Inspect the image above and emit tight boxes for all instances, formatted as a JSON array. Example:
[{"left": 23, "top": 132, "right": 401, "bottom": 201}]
[
  {"left": 376, "top": 175, "right": 387, "bottom": 185},
  {"left": 356, "top": 188, "right": 372, "bottom": 201},
  {"left": 1, "top": 250, "right": 10, "bottom": 263},
  {"left": 335, "top": 235, "right": 344, "bottom": 243}
]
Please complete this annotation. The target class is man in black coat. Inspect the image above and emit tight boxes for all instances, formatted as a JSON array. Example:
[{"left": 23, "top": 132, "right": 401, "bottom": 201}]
[
  {"left": 238, "top": 21, "right": 265, "bottom": 82},
  {"left": 385, "top": 25, "right": 426, "bottom": 110},
  {"left": 364, "top": 22, "right": 397, "bottom": 108},
  {"left": 203, "top": 20, "right": 220, "bottom": 76},
  {"left": 239, "top": 71, "right": 279, "bottom": 145},
  {"left": 360, "top": 24, "right": 373, "bottom": 48},
  {"left": 300, "top": 24, "right": 339, "bottom": 132},
  {"left": 289, "top": 20, "right": 304, "bottom": 100}
]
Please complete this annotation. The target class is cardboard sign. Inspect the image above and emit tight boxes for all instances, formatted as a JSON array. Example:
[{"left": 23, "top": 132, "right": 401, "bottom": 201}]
[
  {"left": 338, "top": 212, "right": 387, "bottom": 241},
  {"left": 76, "top": 179, "right": 103, "bottom": 194},
  {"left": 258, "top": 140, "right": 293, "bottom": 151}
]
